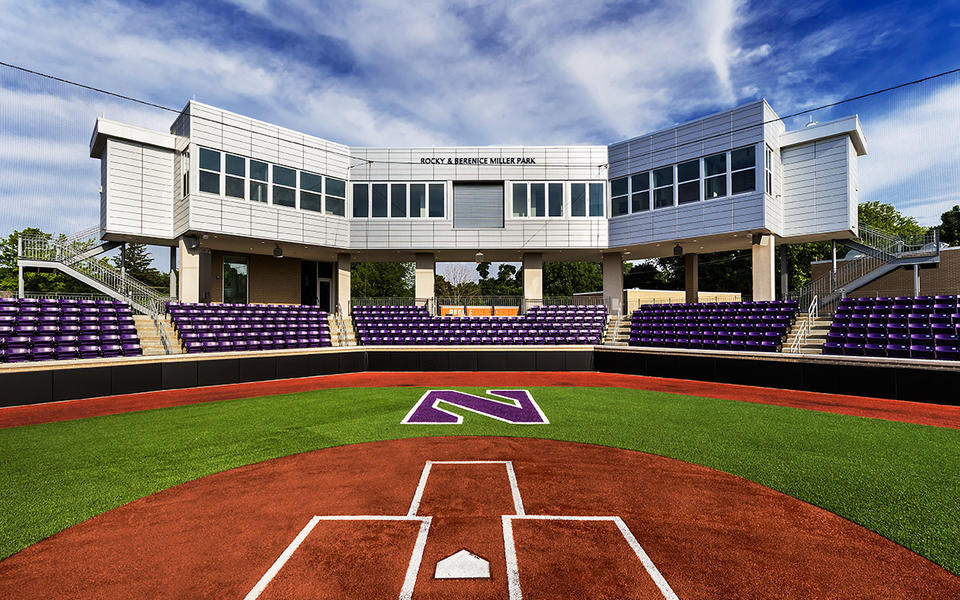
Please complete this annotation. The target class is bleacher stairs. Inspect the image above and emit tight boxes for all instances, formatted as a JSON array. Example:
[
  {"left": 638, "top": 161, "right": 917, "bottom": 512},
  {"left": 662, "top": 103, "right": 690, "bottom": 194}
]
[
  {"left": 133, "top": 315, "right": 182, "bottom": 356},
  {"left": 602, "top": 314, "right": 631, "bottom": 346},
  {"left": 329, "top": 314, "right": 357, "bottom": 346},
  {"left": 783, "top": 314, "right": 832, "bottom": 354}
]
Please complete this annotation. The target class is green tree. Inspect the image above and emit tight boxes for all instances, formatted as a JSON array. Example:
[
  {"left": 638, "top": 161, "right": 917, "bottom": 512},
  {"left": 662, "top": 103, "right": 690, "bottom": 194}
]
[
  {"left": 350, "top": 262, "right": 414, "bottom": 298},
  {"left": 543, "top": 261, "right": 603, "bottom": 296},
  {"left": 0, "top": 228, "right": 102, "bottom": 294},
  {"left": 476, "top": 262, "right": 522, "bottom": 296},
  {"left": 939, "top": 205, "right": 960, "bottom": 247},
  {"left": 113, "top": 243, "right": 169, "bottom": 290},
  {"left": 858, "top": 201, "right": 928, "bottom": 239}
]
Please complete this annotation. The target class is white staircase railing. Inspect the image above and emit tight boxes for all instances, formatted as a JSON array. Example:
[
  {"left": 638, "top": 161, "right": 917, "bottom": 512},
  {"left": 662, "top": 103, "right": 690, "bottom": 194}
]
[
  {"left": 790, "top": 226, "right": 940, "bottom": 313},
  {"left": 788, "top": 295, "right": 818, "bottom": 353},
  {"left": 19, "top": 232, "right": 175, "bottom": 354}
]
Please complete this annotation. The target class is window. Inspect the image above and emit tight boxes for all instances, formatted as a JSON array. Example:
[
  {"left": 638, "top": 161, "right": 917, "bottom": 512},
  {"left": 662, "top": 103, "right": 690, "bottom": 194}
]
[
  {"left": 272, "top": 165, "right": 296, "bottom": 207},
  {"left": 704, "top": 153, "right": 726, "bottom": 199},
  {"left": 353, "top": 183, "right": 369, "bottom": 217},
  {"left": 631, "top": 172, "right": 649, "bottom": 212},
  {"left": 530, "top": 183, "right": 546, "bottom": 217},
  {"left": 653, "top": 166, "right": 674, "bottom": 209},
  {"left": 731, "top": 146, "right": 756, "bottom": 194},
  {"left": 224, "top": 154, "right": 245, "bottom": 199},
  {"left": 372, "top": 184, "right": 388, "bottom": 217},
  {"left": 198, "top": 148, "right": 220, "bottom": 194},
  {"left": 571, "top": 183, "right": 586, "bottom": 217},
  {"left": 326, "top": 178, "right": 346, "bottom": 217},
  {"left": 611, "top": 177, "right": 628, "bottom": 217},
  {"left": 677, "top": 159, "right": 700, "bottom": 205},
  {"left": 429, "top": 183, "right": 444, "bottom": 217},
  {"left": 300, "top": 171, "right": 323, "bottom": 213},
  {"left": 352, "top": 182, "right": 444, "bottom": 218},
  {"left": 411, "top": 184, "right": 426, "bottom": 217},
  {"left": 250, "top": 159, "right": 268, "bottom": 203},
  {"left": 512, "top": 183, "right": 528, "bottom": 217},
  {"left": 548, "top": 183, "right": 563, "bottom": 217},
  {"left": 765, "top": 145, "right": 773, "bottom": 195},
  {"left": 222, "top": 256, "right": 248, "bottom": 304},
  {"left": 390, "top": 183, "right": 407, "bottom": 217},
  {"left": 589, "top": 183, "right": 603, "bottom": 216}
]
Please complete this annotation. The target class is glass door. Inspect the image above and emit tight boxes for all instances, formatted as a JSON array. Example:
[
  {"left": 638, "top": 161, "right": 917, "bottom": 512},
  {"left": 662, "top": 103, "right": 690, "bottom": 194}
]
[{"left": 223, "top": 256, "right": 248, "bottom": 304}]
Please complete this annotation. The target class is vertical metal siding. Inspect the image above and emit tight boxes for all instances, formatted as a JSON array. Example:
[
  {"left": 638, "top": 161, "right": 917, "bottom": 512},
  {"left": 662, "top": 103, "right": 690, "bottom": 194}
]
[{"left": 453, "top": 184, "right": 504, "bottom": 229}]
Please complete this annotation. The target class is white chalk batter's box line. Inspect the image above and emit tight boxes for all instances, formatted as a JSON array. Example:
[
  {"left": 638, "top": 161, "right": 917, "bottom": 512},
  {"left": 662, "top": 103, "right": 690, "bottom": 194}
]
[{"left": 243, "top": 460, "right": 679, "bottom": 600}]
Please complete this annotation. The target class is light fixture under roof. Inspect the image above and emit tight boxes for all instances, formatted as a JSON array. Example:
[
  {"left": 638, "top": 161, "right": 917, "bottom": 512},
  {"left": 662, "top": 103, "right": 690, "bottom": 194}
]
[{"left": 273, "top": 245, "right": 283, "bottom": 259}]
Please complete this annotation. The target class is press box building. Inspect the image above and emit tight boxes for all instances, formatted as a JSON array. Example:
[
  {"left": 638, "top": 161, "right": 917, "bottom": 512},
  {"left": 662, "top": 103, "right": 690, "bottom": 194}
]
[{"left": 88, "top": 99, "right": 867, "bottom": 313}]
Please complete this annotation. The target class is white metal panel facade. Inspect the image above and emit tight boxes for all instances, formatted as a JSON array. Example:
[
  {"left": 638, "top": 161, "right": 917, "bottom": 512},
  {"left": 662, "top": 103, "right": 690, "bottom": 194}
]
[
  {"left": 780, "top": 136, "right": 857, "bottom": 238},
  {"left": 93, "top": 98, "right": 863, "bottom": 255},
  {"left": 103, "top": 138, "right": 175, "bottom": 239}
]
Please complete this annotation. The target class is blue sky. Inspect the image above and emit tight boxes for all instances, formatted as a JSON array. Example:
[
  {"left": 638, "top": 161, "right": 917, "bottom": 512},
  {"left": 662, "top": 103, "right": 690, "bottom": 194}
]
[{"left": 0, "top": 0, "right": 959, "bottom": 273}]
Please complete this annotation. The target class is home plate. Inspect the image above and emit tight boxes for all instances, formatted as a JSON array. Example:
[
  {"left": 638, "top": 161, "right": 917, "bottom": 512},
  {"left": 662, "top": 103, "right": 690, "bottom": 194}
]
[{"left": 435, "top": 549, "right": 491, "bottom": 579}]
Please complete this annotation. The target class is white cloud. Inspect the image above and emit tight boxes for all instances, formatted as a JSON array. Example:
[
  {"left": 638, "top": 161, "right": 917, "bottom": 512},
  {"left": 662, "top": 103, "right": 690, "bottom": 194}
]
[{"left": 858, "top": 80, "right": 960, "bottom": 224}]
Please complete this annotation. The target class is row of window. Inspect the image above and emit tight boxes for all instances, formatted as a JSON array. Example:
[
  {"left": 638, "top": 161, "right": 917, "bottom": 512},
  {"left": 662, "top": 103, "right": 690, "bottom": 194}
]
[
  {"left": 198, "top": 148, "right": 348, "bottom": 216},
  {"left": 352, "top": 183, "right": 446, "bottom": 218},
  {"left": 511, "top": 182, "right": 604, "bottom": 217},
  {"left": 610, "top": 145, "right": 760, "bottom": 217}
]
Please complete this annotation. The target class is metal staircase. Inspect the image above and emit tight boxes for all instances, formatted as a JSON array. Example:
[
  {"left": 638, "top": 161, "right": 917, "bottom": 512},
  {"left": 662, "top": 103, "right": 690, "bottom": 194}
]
[
  {"left": 791, "top": 225, "right": 941, "bottom": 313},
  {"left": 17, "top": 228, "right": 175, "bottom": 354}
]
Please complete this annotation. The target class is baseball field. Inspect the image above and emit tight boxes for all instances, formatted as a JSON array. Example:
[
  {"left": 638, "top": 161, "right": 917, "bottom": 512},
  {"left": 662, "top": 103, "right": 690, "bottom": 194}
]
[{"left": 1, "top": 371, "right": 958, "bottom": 598}]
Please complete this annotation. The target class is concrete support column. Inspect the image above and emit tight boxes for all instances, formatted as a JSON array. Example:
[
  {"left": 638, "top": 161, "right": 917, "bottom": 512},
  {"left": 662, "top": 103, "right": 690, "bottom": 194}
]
[
  {"left": 169, "top": 246, "right": 177, "bottom": 300},
  {"left": 684, "top": 253, "right": 699, "bottom": 304},
  {"left": 913, "top": 264, "right": 920, "bottom": 297},
  {"left": 751, "top": 234, "right": 776, "bottom": 302},
  {"left": 602, "top": 252, "right": 624, "bottom": 314},
  {"left": 178, "top": 238, "right": 211, "bottom": 303},
  {"left": 522, "top": 253, "right": 543, "bottom": 311},
  {"left": 414, "top": 253, "right": 435, "bottom": 310},
  {"left": 336, "top": 253, "right": 351, "bottom": 315}
]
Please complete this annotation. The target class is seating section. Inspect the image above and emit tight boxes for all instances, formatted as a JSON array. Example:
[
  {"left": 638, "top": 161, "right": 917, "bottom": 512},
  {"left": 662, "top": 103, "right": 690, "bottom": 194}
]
[
  {"left": 167, "top": 302, "right": 332, "bottom": 353},
  {"left": 353, "top": 305, "right": 606, "bottom": 345},
  {"left": 627, "top": 300, "right": 799, "bottom": 352},
  {"left": 0, "top": 297, "right": 142, "bottom": 363},
  {"left": 822, "top": 296, "right": 960, "bottom": 360}
]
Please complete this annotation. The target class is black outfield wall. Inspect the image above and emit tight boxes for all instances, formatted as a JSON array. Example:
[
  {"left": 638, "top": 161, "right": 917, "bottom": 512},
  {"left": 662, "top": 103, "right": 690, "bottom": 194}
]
[{"left": 0, "top": 347, "right": 956, "bottom": 408}]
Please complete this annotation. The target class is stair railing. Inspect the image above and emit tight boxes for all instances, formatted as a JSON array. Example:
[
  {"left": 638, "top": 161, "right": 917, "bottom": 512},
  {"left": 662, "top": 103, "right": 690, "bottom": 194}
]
[
  {"left": 20, "top": 234, "right": 171, "bottom": 316},
  {"left": 788, "top": 294, "right": 818, "bottom": 354}
]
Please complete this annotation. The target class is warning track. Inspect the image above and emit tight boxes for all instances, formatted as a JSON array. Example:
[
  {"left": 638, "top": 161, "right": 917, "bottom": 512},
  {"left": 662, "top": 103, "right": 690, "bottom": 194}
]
[{"left": 0, "top": 437, "right": 956, "bottom": 599}]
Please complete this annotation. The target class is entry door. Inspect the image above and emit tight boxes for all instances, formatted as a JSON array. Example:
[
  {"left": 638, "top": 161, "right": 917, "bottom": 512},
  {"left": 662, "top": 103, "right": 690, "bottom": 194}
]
[
  {"left": 301, "top": 260, "right": 318, "bottom": 305},
  {"left": 317, "top": 279, "right": 332, "bottom": 312}
]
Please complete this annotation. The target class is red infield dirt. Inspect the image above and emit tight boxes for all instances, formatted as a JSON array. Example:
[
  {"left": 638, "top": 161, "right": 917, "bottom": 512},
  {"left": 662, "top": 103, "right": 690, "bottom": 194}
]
[
  {"left": 0, "top": 437, "right": 957, "bottom": 599},
  {"left": 2, "top": 371, "right": 960, "bottom": 429}
]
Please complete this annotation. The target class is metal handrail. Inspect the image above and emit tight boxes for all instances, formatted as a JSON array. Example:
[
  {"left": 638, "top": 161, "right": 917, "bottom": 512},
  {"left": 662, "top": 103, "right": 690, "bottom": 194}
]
[
  {"left": 334, "top": 302, "right": 349, "bottom": 347},
  {"left": 788, "top": 318, "right": 808, "bottom": 354},
  {"left": 20, "top": 235, "right": 172, "bottom": 316},
  {"left": 150, "top": 310, "right": 172, "bottom": 354},
  {"left": 788, "top": 294, "right": 818, "bottom": 353}
]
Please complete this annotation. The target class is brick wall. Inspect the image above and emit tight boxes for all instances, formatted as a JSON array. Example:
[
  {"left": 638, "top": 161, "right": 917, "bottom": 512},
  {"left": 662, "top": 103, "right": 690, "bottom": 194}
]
[
  {"left": 210, "top": 251, "right": 302, "bottom": 304},
  {"left": 810, "top": 247, "right": 960, "bottom": 297}
]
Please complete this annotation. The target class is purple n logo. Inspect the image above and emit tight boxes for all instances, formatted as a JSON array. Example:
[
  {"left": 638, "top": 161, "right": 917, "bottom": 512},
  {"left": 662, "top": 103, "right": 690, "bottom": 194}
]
[{"left": 401, "top": 390, "right": 549, "bottom": 425}]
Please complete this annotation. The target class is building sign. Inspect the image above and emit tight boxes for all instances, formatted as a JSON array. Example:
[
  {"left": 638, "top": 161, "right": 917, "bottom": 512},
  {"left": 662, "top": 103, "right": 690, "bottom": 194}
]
[{"left": 419, "top": 157, "right": 536, "bottom": 165}]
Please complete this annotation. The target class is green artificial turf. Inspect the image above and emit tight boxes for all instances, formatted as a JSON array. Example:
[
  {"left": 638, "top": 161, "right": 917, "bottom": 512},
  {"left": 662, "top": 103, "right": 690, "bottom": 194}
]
[{"left": 1, "top": 386, "right": 959, "bottom": 575}]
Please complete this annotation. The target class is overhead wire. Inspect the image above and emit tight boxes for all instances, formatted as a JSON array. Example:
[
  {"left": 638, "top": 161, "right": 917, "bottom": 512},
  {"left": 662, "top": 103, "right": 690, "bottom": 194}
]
[{"left": 1, "top": 60, "right": 958, "bottom": 172}]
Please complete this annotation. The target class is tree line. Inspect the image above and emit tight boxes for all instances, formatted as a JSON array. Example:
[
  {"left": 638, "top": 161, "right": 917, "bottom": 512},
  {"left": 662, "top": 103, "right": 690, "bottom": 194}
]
[{"left": 4, "top": 202, "right": 957, "bottom": 298}]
